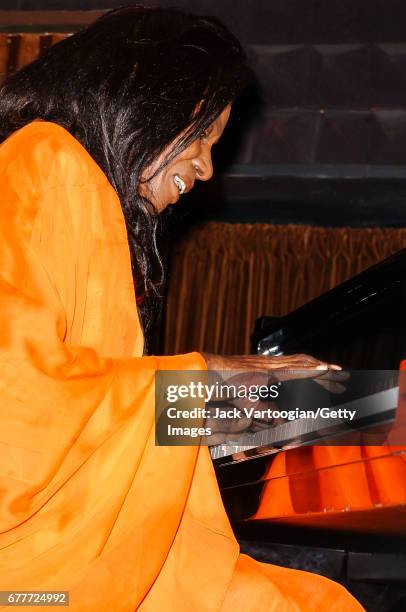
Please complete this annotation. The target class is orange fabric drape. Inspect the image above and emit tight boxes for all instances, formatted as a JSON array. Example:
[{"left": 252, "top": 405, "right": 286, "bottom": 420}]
[
  {"left": 164, "top": 223, "right": 406, "bottom": 355},
  {"left": 0, "top": 121, "right": 363, "bottom": 611}
]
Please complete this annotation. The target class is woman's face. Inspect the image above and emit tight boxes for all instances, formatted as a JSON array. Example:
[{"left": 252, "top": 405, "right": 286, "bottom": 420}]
[{"left": 139, "top": 105, "right": 231, "bottom": 212}]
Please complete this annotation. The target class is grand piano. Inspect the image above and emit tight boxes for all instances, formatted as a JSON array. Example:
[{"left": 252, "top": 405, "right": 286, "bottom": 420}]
[{"left": 210, "top": 249, "right": 406, "bottom": 608}]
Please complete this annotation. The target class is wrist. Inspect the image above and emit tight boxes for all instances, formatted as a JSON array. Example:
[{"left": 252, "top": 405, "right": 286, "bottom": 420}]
[{"left": 201, "top": 352, "right": 225, "bottom": 369}]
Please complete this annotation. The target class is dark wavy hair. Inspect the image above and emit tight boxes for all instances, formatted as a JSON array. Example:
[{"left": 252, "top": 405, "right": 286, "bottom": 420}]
[{"left": 0, "top": 5, "right": 250, "bottom": 338}]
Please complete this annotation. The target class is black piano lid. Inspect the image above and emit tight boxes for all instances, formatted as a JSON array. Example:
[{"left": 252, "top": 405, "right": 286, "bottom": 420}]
[{"left": 253, "top": 248, "right": 406, "bottom": 369}]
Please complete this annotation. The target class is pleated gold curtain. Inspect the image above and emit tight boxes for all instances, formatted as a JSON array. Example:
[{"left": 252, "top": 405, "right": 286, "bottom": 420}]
[
  {"left": 163, "top": 223, "right": 406, "bottom": 355},
  {"left": 0, "top": 34, "right": 68, "bottom": 81}
]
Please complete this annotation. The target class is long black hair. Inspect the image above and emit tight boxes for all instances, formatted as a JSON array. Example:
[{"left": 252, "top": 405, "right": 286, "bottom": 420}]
[{"left": 0, "top": 5, "right": 250, "bottom": 337}]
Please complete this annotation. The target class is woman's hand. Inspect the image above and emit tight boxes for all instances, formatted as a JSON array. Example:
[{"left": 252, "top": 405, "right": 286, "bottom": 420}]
[
  {"left": 201, "top": 352, "right": 347, "bottom": 392},
  {"left": 202, "top": 352, "right": 341, "bottom": 374},
  {"left": 201, "top": 353, "right": 347, "bottom": 445}
]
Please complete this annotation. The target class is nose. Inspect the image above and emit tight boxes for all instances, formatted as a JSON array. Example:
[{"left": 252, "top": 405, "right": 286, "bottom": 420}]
[{"left": 192, "top": 150, "right": 214, "bottom": 182}]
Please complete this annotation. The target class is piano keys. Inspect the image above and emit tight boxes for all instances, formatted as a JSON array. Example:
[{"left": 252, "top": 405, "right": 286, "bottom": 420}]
[{"left": 210, "top": 380, "right": 399, "bottom": 464}]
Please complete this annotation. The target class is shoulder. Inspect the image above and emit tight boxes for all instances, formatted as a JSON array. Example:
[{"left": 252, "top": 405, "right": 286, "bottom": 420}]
[
  {"left": 0, "top": 121, "right": 124, "bottom": 245},
  {"left": 0, "top": 121, "right": 111, "bottom": 193}
]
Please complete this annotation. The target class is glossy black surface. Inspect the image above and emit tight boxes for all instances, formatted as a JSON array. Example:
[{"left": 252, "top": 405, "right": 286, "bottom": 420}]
[{"left": 253, "top": 248, "right": 406, "bottom": 369}]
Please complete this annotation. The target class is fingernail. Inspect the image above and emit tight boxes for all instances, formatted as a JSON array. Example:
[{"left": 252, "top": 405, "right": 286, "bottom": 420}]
[
  {"left": 330, "top": 365, "right": 342, "bottom": 370},
  {"left": 316, "top": 364, "right": 328, "bottom": 370}
]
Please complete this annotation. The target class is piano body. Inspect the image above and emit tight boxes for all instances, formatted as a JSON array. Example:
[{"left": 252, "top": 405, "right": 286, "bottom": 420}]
[{"left": 211, "top": 249, "right": 406, "bottom": 600}]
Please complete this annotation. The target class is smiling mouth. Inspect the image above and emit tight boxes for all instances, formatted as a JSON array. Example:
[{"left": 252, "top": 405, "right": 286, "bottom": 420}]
[{"left": 173, "top": 174, "right": 186, "bottom": 195}]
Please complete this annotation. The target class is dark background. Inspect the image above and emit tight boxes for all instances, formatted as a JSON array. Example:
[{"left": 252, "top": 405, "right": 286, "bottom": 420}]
[{"left": 2, "top": 1, "right": 406, "bottom": 226}]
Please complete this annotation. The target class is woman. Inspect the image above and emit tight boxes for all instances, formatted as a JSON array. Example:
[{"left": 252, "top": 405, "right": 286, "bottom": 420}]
[{"left": 0, "top": 6, "right": 363, "bottom": 611}]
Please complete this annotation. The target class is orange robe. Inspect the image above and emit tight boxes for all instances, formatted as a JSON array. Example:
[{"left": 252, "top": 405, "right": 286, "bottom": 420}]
[{"left": 0, "top": 121, "right": 363, "bottom": 611}]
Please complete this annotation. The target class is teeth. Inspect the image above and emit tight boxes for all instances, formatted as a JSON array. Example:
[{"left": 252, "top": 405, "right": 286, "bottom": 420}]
[{"left": 173, "top": 174, "right": 186, "bottom": 195}]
